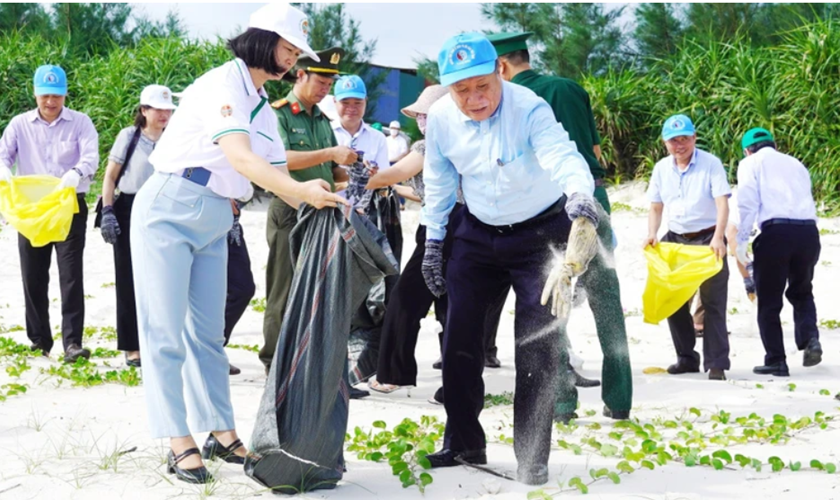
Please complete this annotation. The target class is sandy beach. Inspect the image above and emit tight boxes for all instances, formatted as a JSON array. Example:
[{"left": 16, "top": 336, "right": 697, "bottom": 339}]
[{"left": 1, "top": 181, "right": 839, "bottom": 499}]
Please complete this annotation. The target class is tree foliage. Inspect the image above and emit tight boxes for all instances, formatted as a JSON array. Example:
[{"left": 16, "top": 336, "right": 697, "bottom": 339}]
[{"left": 633, "top": 3, "right": 683, "bottom": 61}]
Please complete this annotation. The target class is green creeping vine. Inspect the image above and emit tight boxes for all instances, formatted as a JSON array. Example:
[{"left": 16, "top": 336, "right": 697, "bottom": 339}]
[
  {"left": 40, "top": 358, "right": 141, "bottom": 388},
  {"left": 346, "top": 416, "right": 444, "bottom": 493},
  {"left": 521, "top": 407, "right": 840, "bottom": 496}
]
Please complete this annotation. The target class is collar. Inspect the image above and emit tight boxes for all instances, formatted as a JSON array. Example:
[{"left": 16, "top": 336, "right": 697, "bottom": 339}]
[
  {"left": 286, "top": 89, "right": 322, "bottom": 117},
  {"left": 233, "top": 58, "right": 265, "bottom": 98},
  {"left": 333, "top": 120, "right": 368, "bottom": 139},
  {"left": 29, "top": 107, "right": 72, "bottom": 124},
  {"left": 511, "top": 69, "right": 539, "bottom": 86},
  {"left": 671, "top": 148, "right": 699, "bottom": 173}
]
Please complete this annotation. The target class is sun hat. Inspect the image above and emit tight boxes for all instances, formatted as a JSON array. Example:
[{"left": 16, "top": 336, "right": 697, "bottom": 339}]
[
  {"left": 248, "top": 3, "right": 319, "bottom": 61},
  {"left": 741, "top": 127, "right": 775, "bottom": 150},
  {"left": 140, "top": 85, "right": 177, "bottom": 110},
  {"left": 437, "top": 32, "right": 498, "bottom": 87},
  {"left": 33, "top": 65, "right": 67, "bottom": 96},
  {"left": 334, "top": 75, "right": 366, "bottom": 101},
  {"left": 401, "top": 85, "right": 449, "bottom": 118},
  {"left": 662, "top": 114, "right": 696, "bottom": 141}
]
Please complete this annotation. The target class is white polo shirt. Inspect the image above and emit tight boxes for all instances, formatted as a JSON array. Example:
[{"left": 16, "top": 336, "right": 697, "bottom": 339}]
[
  {"left": 736, "top": 147, "right": 817, "bottom": 243},
  {"left": 149, "top": 58, "right": 287, "bottom": 199},
  {"left": 332, "top": 121, "right": 390, "bottom": 171}
]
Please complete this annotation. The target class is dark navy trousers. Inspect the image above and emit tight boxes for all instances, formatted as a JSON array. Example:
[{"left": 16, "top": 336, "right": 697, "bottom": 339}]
[
  {"left": 224, "top": 225, "right": 256, "bottom": 345},
  {"left": 441, "top": 200, "right": 570, "bottom": 472}
]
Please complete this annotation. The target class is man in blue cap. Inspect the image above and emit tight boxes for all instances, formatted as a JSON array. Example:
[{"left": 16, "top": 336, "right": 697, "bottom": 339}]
[
  {"left": 420, "top": 32, "right": 597, "bottom": 485},
  {"left": 488, "top": 31, "right": 633, "bottom": 419},
  {"left": 736, "top": 128, "right": 822, "bottom": 376},
  {"left": 0, "top": 64, "right": 99, "bottom": 364},
  {"left": 645, "top": 114, "right": 731, "bottom": 381}
]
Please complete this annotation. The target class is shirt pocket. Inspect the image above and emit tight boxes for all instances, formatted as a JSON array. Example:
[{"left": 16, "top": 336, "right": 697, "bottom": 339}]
[
  {"left": 252, "top": 131, "right": 275, "bottom": 158},
  {"left": 497, "top": 154, "right": 530, "bottom": 191},
  {"left": 288, "top": 132, "right": 312, "bottom": 150},
  {"left": 57, "top": 140, "right": 79, "bottom": 165}
]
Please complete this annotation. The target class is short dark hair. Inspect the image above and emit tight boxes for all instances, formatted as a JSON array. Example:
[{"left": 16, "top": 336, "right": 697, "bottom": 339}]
[
  {"left": 133, "top": 105, "right": 151, "bottom": 129},
  {"left": 227, "top": 28, "right": 283, "bottom": 75},
  {"left": 500, "top": 49, "right": 530, "bottom": 65},
  {"left": 746, "top": 141, "right": 776, "bottom": 154}
]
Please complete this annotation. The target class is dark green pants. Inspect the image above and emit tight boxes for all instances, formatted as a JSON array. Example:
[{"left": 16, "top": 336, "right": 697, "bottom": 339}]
[
  {"left": 556, "top": 186, "right": 633, "bottom": 414},
  {"left": 260, "top": 197, "right": 298, "bottom": 370}
]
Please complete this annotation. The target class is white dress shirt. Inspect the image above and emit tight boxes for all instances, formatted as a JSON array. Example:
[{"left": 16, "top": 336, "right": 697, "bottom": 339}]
[
  {"left": 736, "top": 147, "right": 816, "bottom": 243},
  {"left": 332, "top": 121, "right": 390, "bottom": 171}
]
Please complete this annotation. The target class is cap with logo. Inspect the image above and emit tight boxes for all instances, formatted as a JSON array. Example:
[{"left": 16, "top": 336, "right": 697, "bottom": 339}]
[
  {"left": 282, "top": 47, "right": 345, "bottom": 83},
  {"left": 33, "top": 65, "right": 67, "bottom": 96},
  {"left": 662, "top": 114, "right": 696, "bottom": 141},
  {"left": 334, "top": 74, "right": 366, "bottom": 101},
  {"left": 248, "top": 3, "right": 318, "bottom": 61},
  {"left": 140, "top": 84, "right": 177, "bottom": 110},
  {"left": 437, "top": 32, "right": 498, "bottom": 87},
  {"left": 741, "top": 127, "right": 775, "bottom": 150},
  {"left": 486, "top": 32, "right": 534, "bottom": 57}
]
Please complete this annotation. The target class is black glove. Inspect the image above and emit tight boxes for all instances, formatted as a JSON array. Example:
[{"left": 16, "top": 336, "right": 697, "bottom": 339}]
[
  {"left": 228, "top": 214, "right": 242, "bottom": 247},
  {"left": 422, "top": 238, "right": 446, "bottom": 297},
  {"left": 100, "top": 205, "right": 120, "bottom": 245},
  {"left": 565, "top": 192, "right": 599, "bottom": 226}
]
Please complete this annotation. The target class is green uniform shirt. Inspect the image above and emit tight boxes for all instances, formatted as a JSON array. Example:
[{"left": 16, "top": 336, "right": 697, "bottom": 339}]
[
  {"left": 275, "top": 90, "right": 337, "bottom": 190},
  {"left": 512, "top": 70, "right": 604, "bottom": 179}
]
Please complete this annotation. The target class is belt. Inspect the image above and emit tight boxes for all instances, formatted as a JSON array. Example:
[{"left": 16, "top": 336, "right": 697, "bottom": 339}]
[
  {"left": 181, "top": 167, "right": 212, "bottom": 186},
  {"left": 760, "top": 218, "right": 816, "bottom": 231},
  {"left": 677, "top": 225, "right": 716, "bottom": 240},
  {"left": 469, "top": 196, "right": 566, "bottom": 235}
]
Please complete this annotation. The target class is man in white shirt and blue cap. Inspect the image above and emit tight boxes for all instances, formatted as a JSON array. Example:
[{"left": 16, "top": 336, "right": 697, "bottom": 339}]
[
  {"left": 645, "top": 114, "right": 731, "bottom": 381},
  {"left": 736, "top": 127, "right": 822, "bottom": 376},
  {"left": 420, "top": 32, "right": 597, "bottom": 485}
]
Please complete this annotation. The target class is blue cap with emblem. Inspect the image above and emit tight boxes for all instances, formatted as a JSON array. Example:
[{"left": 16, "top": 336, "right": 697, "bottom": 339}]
[
  {"left": 662, "top": 114, "right": 696, "bottom": 141},
  {"left": 437, "top": 32, "right": 498, "bottom": 87},
  {"left": 33, "top": 65, "right": 67, "bottom": 96},
  {"left": 334, "top": 75, "right": 367, "bottom": 101}
]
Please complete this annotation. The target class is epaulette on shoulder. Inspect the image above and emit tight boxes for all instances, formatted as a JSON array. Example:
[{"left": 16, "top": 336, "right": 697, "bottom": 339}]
[{"left": 271, "top": 99, "right": 288, "bottom": 110}]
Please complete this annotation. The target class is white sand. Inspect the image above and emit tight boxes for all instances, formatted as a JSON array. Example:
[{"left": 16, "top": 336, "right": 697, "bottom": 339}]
[{"left": 1, "top": 182, "right": 839, "bottom": 499}]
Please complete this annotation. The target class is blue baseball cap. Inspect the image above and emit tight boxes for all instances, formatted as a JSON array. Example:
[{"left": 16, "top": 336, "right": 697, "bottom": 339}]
[
  {"left": 437, "top": 32, "right": 498, "bottom": 87},
  {"left": 33, "top": 65, "right": 67, "bottom": 96},
  {"left": 662, "top": 114, "right": 696, "bottom": 141},
  {"left": 334, "top": 75, "right": 367, "bottom": 101}
]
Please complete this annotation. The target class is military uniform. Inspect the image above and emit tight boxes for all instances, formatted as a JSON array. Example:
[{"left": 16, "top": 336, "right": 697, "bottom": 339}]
[
  {"left": 489, "top": 32, "right": 633, "bottom": 417},
  {"left": 259, "top": 49, "right": 342, "bottom": 370}
]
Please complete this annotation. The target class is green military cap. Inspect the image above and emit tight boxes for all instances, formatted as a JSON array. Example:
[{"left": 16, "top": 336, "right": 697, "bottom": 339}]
[
  {"left": 486, "top": 32, "right": 533, "bottom": 57},
  {"left": 283, "top": 47, "right": 345, "bottom": 82},
  {"left": 741, "top": 127, "right": 775, "bottom": 150}
]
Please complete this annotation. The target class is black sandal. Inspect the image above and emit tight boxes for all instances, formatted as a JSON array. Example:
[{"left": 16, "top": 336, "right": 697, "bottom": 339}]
[
  {"left": 167, "top": 447, "right": 213, "bottom": 484},
  {"left": 202, "top": 434, "right": 246, "bottom": 465}
]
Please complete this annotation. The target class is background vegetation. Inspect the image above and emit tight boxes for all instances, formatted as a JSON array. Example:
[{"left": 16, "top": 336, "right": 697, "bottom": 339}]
[{"left": 0, "top": 3, "right": 838, "bottom": 209}]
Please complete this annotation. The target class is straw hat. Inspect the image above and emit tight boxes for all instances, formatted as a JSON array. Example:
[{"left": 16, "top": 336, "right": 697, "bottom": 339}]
[{"left": 401, "top": 85, "right": 449, "bottom": 118}]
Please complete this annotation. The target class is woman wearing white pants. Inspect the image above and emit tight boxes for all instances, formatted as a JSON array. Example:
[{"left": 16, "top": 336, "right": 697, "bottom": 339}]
[{"left": 130, "top": 3, "right": 345, "bottom": 484}]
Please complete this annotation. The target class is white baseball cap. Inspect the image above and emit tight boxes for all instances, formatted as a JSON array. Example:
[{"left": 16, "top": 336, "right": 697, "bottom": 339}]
[
  {"left": 140, "top": 85, "right": 177, "bottom": 110},
  {"left": 389, "top": 120, "right": 401, "bottom": 129},
  {"left": 249, "top": 3, "right": 319, "bottom": 62}
]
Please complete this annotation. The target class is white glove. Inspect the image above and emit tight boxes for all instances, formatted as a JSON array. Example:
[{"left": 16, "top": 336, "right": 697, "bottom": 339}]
[
  {"left": 58, "top": 168, "right": 82, "bottom": 191},
  {"left": 0, "top": 165, "right": 12, "bottom": 184},
  {"left": 736, "top": 241, "right": 750, "bottom": 266}
]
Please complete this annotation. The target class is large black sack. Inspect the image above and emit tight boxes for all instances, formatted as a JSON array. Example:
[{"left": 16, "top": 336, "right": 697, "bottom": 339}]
[
  {"left": 246, "top": 205, "right": 398, "bottom": 494},
  {"left": 348, "top": 188, "right": 403, "bottom": 385}
]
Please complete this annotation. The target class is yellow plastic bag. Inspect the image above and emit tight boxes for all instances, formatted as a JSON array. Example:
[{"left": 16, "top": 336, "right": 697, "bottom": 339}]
[
  {"left": 642, "top": 242, "right": 722, "bottom": 324},
  {"left": 0, "top": 175, "right": 79, "bottom": 247}
]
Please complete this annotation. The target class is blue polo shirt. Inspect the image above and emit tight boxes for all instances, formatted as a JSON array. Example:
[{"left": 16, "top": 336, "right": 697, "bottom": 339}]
[{"left": 647, "top": 148, "right": 731, "bottom": 234}]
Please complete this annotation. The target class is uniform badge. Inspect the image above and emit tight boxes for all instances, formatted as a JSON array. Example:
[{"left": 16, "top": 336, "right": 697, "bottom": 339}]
[
  {"left": 330, "top": 52, "right": 341, "bottom": 65},
  {"left": 291, "top": 102, "right": 301, "bottom": 115},
  {"left": 44, "top": 72, "right": 58, "bottom": 84},
  {"left": 300, "top": 19, "right": 309, "bottom": 36},
  {"left": 221, "top": 104, "right": 233, "bottom": 118},
  {"left": 449, "top": 44, "right": 476, "bottom": 66}
]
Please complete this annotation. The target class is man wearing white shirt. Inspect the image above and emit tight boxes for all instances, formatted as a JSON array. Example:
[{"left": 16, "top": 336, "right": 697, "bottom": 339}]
[
  {"left": 386, "top": 120, "right": 409, "bottom": 164},
  {"left": 736, "top": 128, "right": 822, "bottom": 376}
]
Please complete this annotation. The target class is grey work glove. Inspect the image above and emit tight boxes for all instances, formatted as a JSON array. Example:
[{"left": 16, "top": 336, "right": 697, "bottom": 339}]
[
  {"left": 565, "top": 192, "right": 599, "bottom": 226},
  {"left": 541, "top": 217, "right": 599, "bottom": 318},
  {"left": 100, "top": 205, "right": 121, "bottom": 245},
  {"left": 228, "top": 214, "right": 242, "bottom": 247},
  {"left": 422, "top": 238, "right": 446, "bottom": 297}
]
